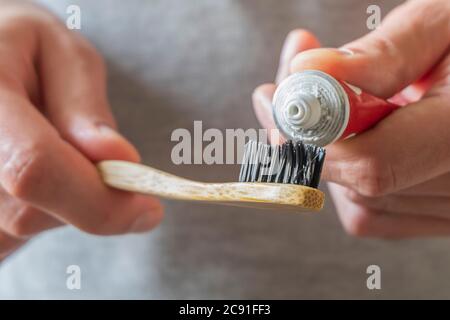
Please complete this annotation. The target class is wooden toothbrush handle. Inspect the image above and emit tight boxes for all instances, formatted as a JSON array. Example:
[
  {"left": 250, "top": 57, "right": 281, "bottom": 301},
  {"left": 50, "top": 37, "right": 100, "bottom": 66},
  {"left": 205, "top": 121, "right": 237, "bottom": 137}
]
[
  {"left": 98, "top": 160, "right": 210, "bottom": 200},
  {"left": 97, "top": 160, "right": 324, "bottom": 211}
]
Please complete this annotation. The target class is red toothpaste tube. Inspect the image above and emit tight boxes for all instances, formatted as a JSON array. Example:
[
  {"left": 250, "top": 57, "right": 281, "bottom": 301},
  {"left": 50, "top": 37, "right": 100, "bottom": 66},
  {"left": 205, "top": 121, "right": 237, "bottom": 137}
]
[{"left": 272, "top": 70, "right": 401, "bottom": 146}]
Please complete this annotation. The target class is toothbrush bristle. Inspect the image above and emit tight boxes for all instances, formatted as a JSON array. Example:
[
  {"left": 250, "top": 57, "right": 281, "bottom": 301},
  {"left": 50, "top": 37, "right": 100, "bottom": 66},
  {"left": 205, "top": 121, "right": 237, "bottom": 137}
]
[{"left": 239, "top": 140, "right": 325, "bottom": 188}]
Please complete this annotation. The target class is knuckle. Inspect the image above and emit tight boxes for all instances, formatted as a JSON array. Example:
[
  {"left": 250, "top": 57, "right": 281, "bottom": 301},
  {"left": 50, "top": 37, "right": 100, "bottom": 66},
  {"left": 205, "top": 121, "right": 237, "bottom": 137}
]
[
  {"left": 0, "top": 4, "right": 57, "bottom": 31},
  {"left": 369, "top": 35, "right": 407, "bottom": 91},
  {"left": 369, "top": 33, "right": 397, "bottom": 60},
  {"left": 1, "top": 142, "right": 48, "bottom": 200},
  {"left": 75, "top": 41, "right": 103, "bottom": 64},
  {"left": 43, "top": 17, "right": 105, "bottom": 72},
  {"left": 68, "top": 38, "right": 105, "bottom": 71},
  {"left": 350, "top": 157, "right": 395, "bottom": 197}
]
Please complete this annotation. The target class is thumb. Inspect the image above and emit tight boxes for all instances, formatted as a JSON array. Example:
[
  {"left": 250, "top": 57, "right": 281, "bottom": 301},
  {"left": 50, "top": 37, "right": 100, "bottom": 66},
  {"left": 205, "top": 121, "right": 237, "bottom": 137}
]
[
  {"left": 290, "top": 0, "right": 450, "bottom": 98},
  {"left": 38, "top": 29, "right": 140, "bottom": 163},
  {"left": 56, "top": 118, "right": 141, "bottom": 164}
]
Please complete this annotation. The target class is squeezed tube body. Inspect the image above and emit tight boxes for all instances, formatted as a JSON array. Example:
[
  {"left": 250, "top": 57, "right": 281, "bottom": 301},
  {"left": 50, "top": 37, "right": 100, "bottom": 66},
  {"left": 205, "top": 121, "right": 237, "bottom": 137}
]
[{"left": 272, "top": 70, "right": 400, "bottom": 146}]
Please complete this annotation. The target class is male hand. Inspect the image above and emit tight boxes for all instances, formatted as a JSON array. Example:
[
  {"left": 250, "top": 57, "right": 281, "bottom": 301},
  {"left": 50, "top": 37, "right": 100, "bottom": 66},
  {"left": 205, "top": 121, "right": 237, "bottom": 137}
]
[
  {"left": 0, "top": 1, "right": 163, "bottom": 261},
  {"left": 253, "top": 0, "right": 450, "bottom": 238}
]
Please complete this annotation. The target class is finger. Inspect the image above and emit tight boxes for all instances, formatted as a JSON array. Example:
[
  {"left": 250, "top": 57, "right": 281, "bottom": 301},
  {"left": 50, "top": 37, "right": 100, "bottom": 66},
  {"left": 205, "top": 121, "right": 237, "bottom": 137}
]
[
  {"left": 0, "top": 87, "right": 163, "bottom": 235},
  {"left": 0, "top": 7, "right": 65, "bottom": 239},
  {"left": 0, "top": 230, "right": 25, "bottom": 261},
  {"left": 0, "top": 187, "right": 62, "bottom": 238},
  {"left": 37, "top": 23, "right": 140, "bottom": 163},
  {"left": 276, "top": 29, "right": 320, "bottom": 84},
  {"left": 329, "top": 182, "right": 450, "bottom": 238},
  {"left": 290, "top": 0, "right": 450, "bottom": 98},
  {"left": 252, "top": 84, "right": 285, "bottom": 144},
  {"left": 342, "top": 188, "right": 450, "bottom": 220},
  {"left": 423, "top": 53, "right": 450, "bottom": 98},
  {"left": 0, "top": 19, "right": 163, "bottom": 235},
  {"left": 253, "top": 30, "right": 319, "bottom": 141},
  {"left": 396, "top": 172, "right": 450, "bottom": 197},
  {"left": 36, "top": 22, "right": 164, "bottom": 232},
  {"left": 389, "top": 83, "right": 425, "bottom": 105},
  {"left": 322, "top": 93, "right": 450, "bottom": 196}
]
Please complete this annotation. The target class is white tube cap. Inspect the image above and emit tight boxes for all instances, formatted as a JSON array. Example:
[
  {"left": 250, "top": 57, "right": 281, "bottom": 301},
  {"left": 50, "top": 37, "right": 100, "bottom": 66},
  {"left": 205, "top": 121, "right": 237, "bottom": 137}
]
[{"left": 283, "top": 94, "right": 321, "bottom": 130}]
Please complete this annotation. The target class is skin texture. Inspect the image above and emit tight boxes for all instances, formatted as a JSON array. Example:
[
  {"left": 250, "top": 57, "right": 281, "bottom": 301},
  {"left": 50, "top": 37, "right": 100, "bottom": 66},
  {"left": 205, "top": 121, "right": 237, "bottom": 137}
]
[
  {"left": 0, "top": 0, "right": 448, "bottom": 264},
  {"left": 253, "top": 0, "right": 450, "bottom": 238},
  {"left": 0, "top": 1, "right": 163, "bottom": 261}
]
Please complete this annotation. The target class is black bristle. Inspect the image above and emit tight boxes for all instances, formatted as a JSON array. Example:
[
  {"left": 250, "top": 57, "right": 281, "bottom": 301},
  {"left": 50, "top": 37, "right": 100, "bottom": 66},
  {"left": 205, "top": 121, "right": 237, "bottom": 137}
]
[
  {"left": 239, "top": 140, "right": 326, "bottom": 188},
  {"left": 238, "top": 142, "right": 251, "bottom": 182},
  {"left": 283, "top": 141, "right": 294, "bottom": 184},
  {"left": 291, "top": 142, "right": 301, "bottom": 184},
  {"left": 310, "top": 146, "right": 325, "bottom": 188},
  {"left": 274, "top": 143, "right": 287, "bottom": 183},
  {"left": 266, "top": 144, "right": 279, "bottom": 182}
]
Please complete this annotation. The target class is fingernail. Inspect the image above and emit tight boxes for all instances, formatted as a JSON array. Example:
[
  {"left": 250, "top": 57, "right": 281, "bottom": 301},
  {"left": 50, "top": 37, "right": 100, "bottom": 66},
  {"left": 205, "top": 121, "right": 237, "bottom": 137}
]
[
  {"left": 337, "top": 48, "right": 354, "bottom": 56},
  {"left": 96, "top": 123, "right": 121, "bottom": 138},
  {"left": 280, "top": 32, "right": 300, "bottom": 63},
  {"left": 129, "top": 213, "right": 156, "bottom": 233},
  {"left": 95, "top": 123, "right": 142, "bottom": 162},
  {"left": 96, "top": 123, "right": 134, "bottom": 147},
  {"left": 277, "top": 32, "right": 301, "bottom": 83},
  {"left": 253, "top": 89, "right": 273, "bottom": 113}
]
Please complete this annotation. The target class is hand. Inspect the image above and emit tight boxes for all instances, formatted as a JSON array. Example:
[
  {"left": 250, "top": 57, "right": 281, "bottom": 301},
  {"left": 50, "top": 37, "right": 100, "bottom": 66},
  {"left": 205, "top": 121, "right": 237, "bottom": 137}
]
[
  {"left": 252, "top": 0, "right": 450, "bottom": 238},
  {"left": 0, "top": 1, "right": 163, "bottom": 261}
]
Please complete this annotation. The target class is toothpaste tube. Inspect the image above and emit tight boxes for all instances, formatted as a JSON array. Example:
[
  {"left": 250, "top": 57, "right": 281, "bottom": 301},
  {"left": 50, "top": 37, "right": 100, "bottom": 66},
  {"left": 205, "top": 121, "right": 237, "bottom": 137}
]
[{"left": 272, "top": 70, "right": 400, "bottom": 146}]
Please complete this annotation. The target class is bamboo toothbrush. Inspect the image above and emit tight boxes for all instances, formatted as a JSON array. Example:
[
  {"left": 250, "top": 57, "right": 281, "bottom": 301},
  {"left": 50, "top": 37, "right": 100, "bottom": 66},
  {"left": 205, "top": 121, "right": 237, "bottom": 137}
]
[{"left": 97, "top": 140, "right": 325, "bottom": 212}]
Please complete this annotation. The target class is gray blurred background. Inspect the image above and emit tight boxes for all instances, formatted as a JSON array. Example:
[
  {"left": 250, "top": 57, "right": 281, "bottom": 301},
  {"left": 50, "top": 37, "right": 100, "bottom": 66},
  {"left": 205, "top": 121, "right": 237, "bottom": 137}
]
[{"left": 1, "top": 0, "right": 449, "bottom": 299}]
